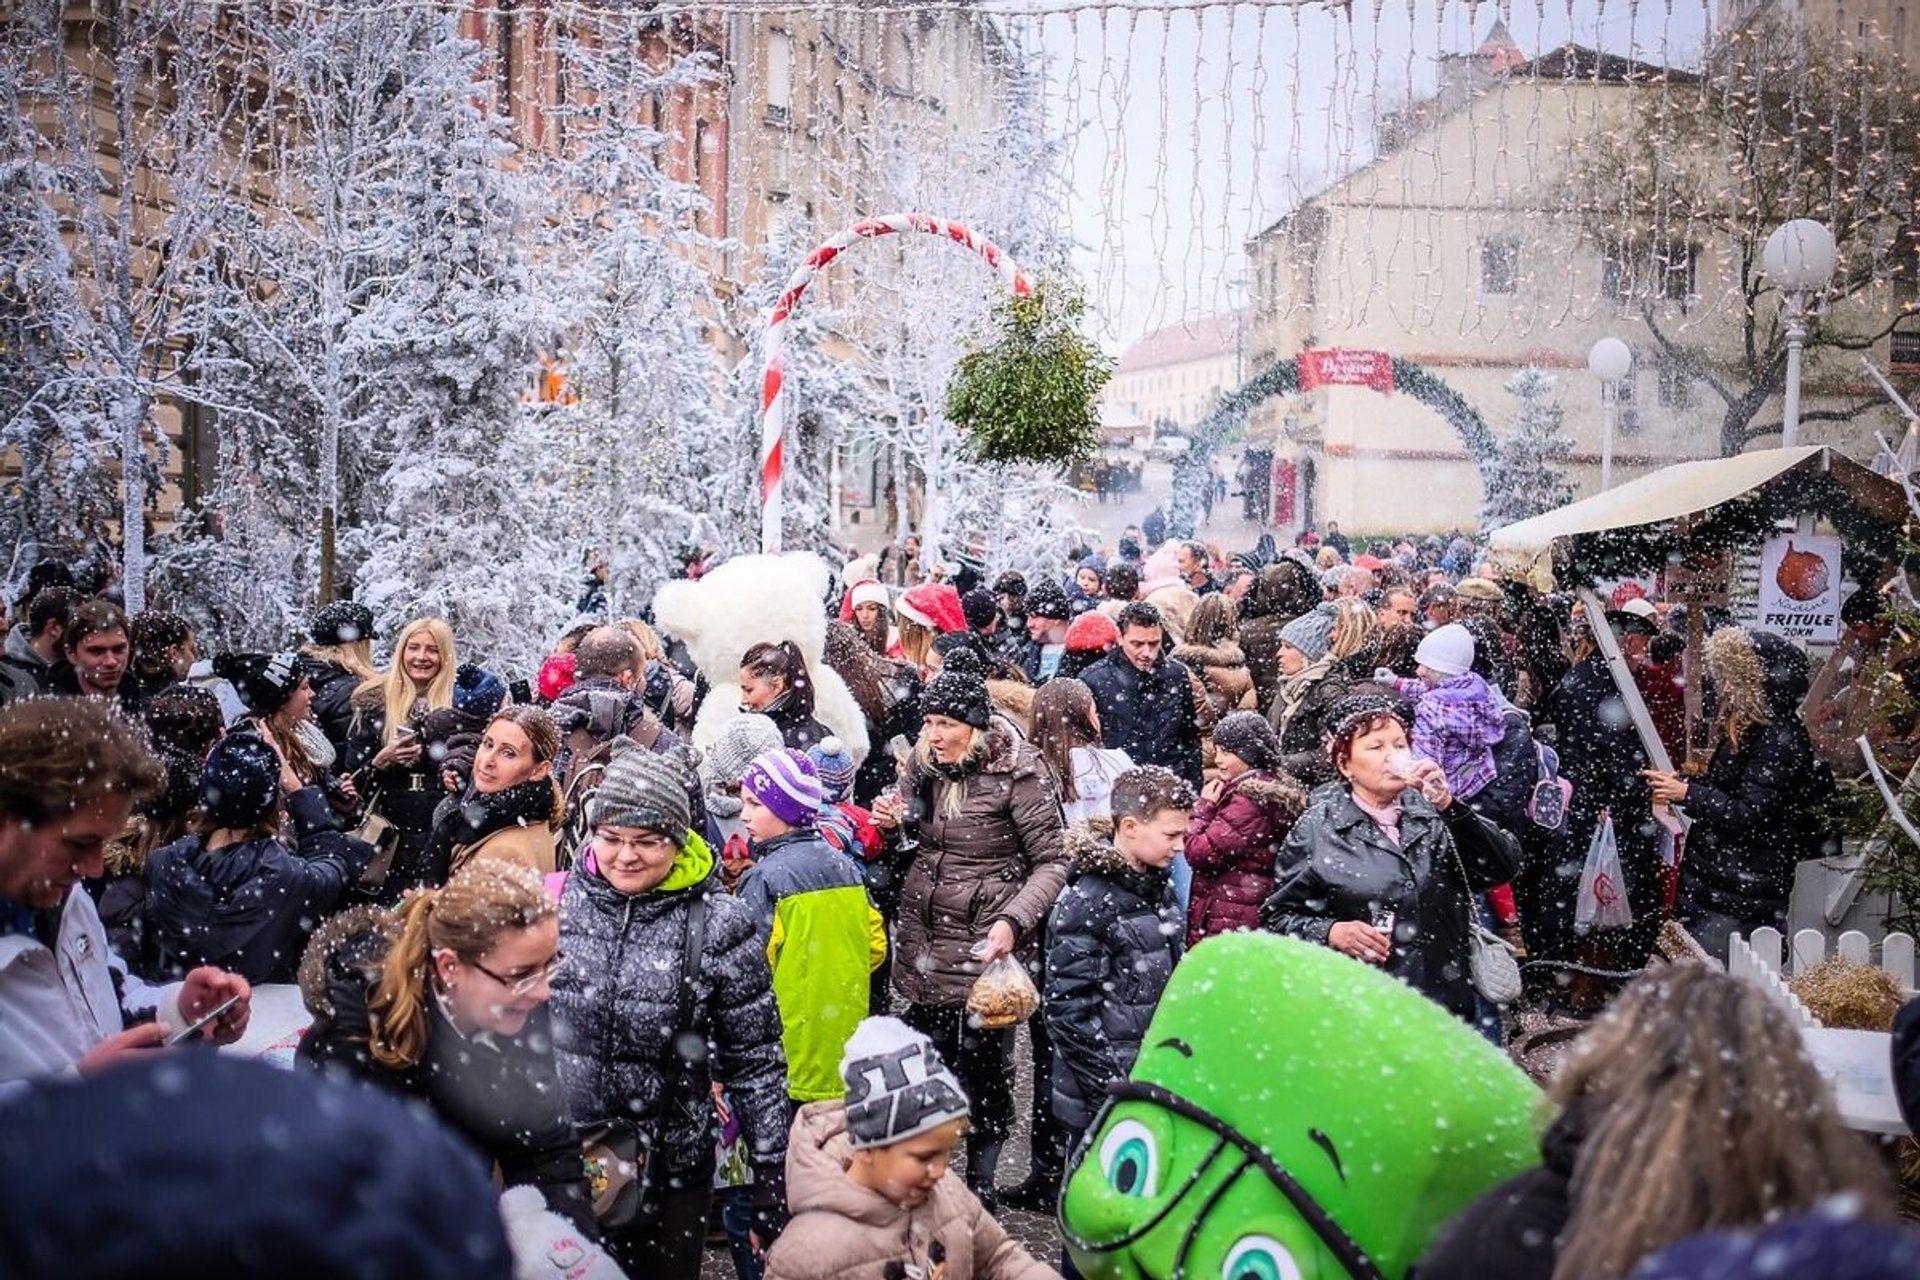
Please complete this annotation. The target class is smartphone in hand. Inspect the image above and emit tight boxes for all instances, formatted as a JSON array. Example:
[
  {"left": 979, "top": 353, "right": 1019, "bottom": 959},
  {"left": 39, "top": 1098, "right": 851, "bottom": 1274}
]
[{"left": 165, "top": 992, "right": 242, "bottom": 1047}]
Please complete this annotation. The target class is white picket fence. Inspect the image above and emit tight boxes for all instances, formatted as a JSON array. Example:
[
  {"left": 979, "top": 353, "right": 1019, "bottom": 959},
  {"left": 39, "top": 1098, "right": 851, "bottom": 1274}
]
[{"left": 1725, "top": 926, "right": 1915, "bottom": 1135}]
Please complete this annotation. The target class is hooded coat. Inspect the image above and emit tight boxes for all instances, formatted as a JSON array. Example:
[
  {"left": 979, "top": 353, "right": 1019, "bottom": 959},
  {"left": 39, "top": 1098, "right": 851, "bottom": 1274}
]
[
  {"left": 1239, "top": 562, "right": 1320, "bottom": 712},
  {"left": 144, "top": 786, "right": 373, "bottom": 984},
  {"left": 892, "top": 722, "right": 1069, "bottom": 1009},
  {"left": 548, "top": 835, "right": 790, "bottom": 1186},
  {"left": 1172, "top": 637, "right": 1259, "bottom": 775},
  {"left": 1183, "top": 770, "right": 1307, "bottom": 946},
  {"left": 1043, "top": 819, "right": 1184, "bottom": 1131},
  {"left": 764, "top": 1101, "right": 1056, "bottom": 1280},
  {"left": 298, "top": 655, "right": 363, "bottom": 756}
]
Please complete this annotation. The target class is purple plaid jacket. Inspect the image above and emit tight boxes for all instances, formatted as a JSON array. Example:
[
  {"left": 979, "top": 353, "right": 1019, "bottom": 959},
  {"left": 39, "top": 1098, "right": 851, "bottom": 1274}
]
[{"left": 1394, "top": 673, "right": 1505, "bottom": 799}]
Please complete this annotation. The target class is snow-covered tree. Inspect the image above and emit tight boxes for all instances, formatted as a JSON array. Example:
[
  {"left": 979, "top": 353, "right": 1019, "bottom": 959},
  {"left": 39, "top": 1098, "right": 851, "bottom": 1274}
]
[{"left": 1480, "top": 367, "right": 1575, "bottom": 532}]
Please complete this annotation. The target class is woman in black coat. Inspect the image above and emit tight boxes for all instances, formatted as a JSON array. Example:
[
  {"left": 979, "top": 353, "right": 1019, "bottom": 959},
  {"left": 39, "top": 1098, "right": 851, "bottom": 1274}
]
[
  {"left": 297, "top": 857, "right": 594, "bottom": 1235},
  {"left": 738, "top": 639, "right": 832, "bottom": 752},
  {"left": 1262, "top": 693, "right": 1520, "bottom": 1022},
  {"left": 343, "top": 618, "right": 460, "bottom": 896}
]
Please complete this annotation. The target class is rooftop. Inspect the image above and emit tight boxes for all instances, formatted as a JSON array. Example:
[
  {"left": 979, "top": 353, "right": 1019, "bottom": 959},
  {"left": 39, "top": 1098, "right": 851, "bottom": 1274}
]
[{"left": 1113, "top": 313, "right": 1243, "bottom": 374}]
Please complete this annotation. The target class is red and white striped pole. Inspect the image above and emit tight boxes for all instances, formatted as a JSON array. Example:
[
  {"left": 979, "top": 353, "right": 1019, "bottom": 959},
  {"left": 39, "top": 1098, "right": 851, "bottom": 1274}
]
[{"left": 759, "top": 212, "right": 1031, "bottom": 553}]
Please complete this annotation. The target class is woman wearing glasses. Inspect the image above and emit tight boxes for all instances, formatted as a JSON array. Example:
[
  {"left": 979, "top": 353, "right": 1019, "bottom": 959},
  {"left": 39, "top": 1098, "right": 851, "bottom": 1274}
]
[
  {"left": 297, "top": 857, "right": 594, "bottom": 1233},
  {"left": 549, "top": 739, "right": 790, "bottom": 1279}
]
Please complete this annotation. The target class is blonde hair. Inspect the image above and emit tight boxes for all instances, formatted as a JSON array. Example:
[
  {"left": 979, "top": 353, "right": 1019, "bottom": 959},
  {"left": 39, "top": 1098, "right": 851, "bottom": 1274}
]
[
  {"left": 1328, "top": 598, "right": 1377, "bottom": 662},
  {"left": 368, "top": 858, "right": 556, "bottom": 1070},
  {"left": 299, "top": 639, "right": 377, "bottom": 684},
  {"left": 1548, "top": 965, "right": 1890, "bottom": 1280},
  {"left": 896, "top": 613, "right": 935, "bottom": 671},
  {"left": 619, "top": 618, "right": 664, "bottom": 664},
  {"left": 1706, "top": 626, "right": 1771, "bottom": 750},
  {"left": 915, "top": 722, "right": 988, "bottom": 816},
  {"left": 355, "top": 618, "right": 457, "bottom": 746}
]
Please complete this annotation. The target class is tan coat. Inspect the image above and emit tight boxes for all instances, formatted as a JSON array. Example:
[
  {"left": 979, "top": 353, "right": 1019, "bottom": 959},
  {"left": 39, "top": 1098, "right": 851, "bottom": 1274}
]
[
  {"left": 765, "top": 1102, "right": 1059, "bottom": 1280},
  {"left": 449, "top": 820, "right": 558, "bottom": 878}
]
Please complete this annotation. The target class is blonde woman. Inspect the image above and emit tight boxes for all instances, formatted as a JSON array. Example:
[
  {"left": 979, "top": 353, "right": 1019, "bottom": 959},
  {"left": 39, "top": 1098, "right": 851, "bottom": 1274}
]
[
  {"left": 299, "top": 601, "right": 380, "bottom": 756},
  {"left": 346, "top": 618, "right": 459, "bottom": 894},
  {"left": 870, "top": 656, "right": 1066, "bottom": 1206},
  {"left": 297, "top": 857, "right": 592, "bottom": 1232},
  {"left": 1418, "top": 964, "right": 1890, "bottom": 1280}
]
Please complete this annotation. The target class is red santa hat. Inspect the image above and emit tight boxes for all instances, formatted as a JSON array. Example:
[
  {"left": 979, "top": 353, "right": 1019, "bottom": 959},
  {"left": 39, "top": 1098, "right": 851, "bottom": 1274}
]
[{"left": 896, "top": 581, "right": 968, "bottom": 634}]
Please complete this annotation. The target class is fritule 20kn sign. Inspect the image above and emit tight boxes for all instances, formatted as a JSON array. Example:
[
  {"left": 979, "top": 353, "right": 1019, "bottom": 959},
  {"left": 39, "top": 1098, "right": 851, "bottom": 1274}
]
[{"left": 1757, "top": 534, "right": 1842, "bottom": 643}]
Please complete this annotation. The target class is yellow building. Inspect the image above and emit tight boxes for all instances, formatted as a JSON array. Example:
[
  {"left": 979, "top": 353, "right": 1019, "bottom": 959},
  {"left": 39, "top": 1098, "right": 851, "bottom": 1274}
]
[{"left": 1103, "top": 313, "right": 1246, "bottom": 438}]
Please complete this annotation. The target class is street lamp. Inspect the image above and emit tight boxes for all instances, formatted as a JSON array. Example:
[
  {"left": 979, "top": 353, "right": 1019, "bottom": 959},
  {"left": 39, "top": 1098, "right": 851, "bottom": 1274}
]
[
  {"left": 1761, "top": 218, "right": 1837, "bottom": 447},
  {"left": 1588, "top": 337, "right": 1633, "bottom": 491}
]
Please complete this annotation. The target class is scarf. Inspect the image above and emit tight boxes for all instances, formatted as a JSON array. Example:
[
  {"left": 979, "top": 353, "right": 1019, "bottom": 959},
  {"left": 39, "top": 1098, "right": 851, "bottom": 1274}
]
[
  {"left": 431, "top": 778, "right": 556, "bottom": 864},
  {"left": 1351, "top": 791, "right": 1404, "bottom": 846},
  {"left": 1278, "top": 656, "right": 1335, "bottom": 726}
]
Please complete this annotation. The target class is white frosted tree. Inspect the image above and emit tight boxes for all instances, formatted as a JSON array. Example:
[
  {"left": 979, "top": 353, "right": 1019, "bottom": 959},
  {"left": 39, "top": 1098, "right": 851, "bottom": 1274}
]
[{"left": 1480, "top": 367, "right": 1575, "bottom": 532}]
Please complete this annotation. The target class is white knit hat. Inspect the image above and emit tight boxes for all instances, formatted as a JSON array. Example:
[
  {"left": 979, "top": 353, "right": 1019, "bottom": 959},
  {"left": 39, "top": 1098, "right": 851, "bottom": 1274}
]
[
  {"left": 850, "top": 581, "right": 890, "bottom": 610},
  {"left": 840, "top": 1016, "right": 971, "bottom": 1149},
  {"left": 1414, "top": 623, "right": 1476, "bottom": 677}
]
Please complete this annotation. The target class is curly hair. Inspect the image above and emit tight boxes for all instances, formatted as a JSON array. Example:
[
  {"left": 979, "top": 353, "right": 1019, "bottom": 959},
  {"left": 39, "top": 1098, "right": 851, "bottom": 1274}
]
[{"left": 1706, "top": 626, "right": 1771, "bottom": 748}]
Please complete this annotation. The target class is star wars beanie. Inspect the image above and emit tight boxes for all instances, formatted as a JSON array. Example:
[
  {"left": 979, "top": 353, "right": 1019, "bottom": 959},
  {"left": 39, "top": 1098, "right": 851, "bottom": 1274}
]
[
  {"left": 588, "top": 739, "right": 691, "bottom": 837},
  {"left": 739, "top": 748, "right": 824, "bottom": 827},
  {"left": 840, "top": 1016, "right": 972, "bottom": 1149},
  {"left": 200, "top": 733, "right": 282, "bottom": 828}
]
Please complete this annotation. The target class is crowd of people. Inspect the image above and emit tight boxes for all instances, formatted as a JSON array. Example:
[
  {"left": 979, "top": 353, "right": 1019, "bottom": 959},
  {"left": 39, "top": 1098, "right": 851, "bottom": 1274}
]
[{"left": 1, "top": 521, "right": 1918, "bottom": 1279}]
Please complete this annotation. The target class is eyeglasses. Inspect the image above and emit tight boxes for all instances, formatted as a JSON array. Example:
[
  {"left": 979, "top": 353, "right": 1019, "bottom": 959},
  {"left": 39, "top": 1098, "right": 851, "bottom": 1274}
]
[{"left": 469, "top": 951, "right": 568, "bottom": 997}]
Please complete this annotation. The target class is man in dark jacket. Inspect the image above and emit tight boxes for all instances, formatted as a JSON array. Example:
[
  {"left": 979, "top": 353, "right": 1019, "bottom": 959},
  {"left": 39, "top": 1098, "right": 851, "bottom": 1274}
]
[{"left": 1079, "top": 602, "right": 1204, "bottom": 788}]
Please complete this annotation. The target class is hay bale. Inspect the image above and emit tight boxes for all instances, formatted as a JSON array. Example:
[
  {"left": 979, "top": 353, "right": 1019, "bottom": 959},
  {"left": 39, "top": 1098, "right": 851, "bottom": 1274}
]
[{"left": 1786, "top": 955, "right": 1907, "bottom": 1031}]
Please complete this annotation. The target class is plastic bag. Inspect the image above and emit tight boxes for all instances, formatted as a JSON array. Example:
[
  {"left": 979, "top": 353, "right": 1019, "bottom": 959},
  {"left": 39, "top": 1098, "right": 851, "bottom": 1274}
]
[
  {"left": 965, "top": 955, "right": 1039, "bottom": 1029},
  {"left": 1574, "top": 810, "right": 1634, "bottom": 933}
]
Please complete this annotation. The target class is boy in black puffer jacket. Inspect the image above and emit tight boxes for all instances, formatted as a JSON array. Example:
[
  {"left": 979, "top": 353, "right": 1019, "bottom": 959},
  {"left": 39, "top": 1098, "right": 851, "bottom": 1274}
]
[{"left": 1044, "top": 767, "right": 1194, "bottom": 1151}]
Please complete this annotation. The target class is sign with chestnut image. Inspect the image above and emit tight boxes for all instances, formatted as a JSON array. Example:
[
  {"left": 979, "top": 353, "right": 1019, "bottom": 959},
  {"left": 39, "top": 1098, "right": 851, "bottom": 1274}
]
[{"left": 1757, "top": 533, "right": 1843, "bottom": 643}]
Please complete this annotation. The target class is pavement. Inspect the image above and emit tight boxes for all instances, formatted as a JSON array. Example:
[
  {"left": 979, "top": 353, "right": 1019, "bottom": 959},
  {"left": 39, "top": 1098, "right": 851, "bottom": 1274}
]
[{"left": 1054, "top": 455, "right": 1268, "bottom": 554}]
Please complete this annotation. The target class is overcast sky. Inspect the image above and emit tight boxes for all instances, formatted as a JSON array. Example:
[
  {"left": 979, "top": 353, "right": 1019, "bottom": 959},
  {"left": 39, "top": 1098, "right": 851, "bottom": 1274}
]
[{"left": 1025, "top": 0, "right": 1715, "bottom": 349}]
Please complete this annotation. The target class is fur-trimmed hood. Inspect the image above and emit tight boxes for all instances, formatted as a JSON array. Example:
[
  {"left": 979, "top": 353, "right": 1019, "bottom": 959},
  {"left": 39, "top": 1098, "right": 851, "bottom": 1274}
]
[
  {"left": 296, "top": 902, "right": 398, "bottom": 1019},
  {"left": 1232, "top": 770, "right": 1310, "bottom": 819},
  {"left": 1064, "top": 815, "right": 1172, "bottom": 887},
  {"left": 1172, "top": 639, "right": 1249, "bottom": 670}
]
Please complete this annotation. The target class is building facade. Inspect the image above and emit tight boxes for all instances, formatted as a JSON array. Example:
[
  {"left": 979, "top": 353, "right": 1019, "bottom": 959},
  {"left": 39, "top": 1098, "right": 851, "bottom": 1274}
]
[{"left": 1102, "top": 313, "right": 1246, "bottom": 438}]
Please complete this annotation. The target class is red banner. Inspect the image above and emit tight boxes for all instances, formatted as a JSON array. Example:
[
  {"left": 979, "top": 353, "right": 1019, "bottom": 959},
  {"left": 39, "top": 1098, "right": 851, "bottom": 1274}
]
[{"left": 1298, "top": 348, "right": 1395, "bottom": 395}]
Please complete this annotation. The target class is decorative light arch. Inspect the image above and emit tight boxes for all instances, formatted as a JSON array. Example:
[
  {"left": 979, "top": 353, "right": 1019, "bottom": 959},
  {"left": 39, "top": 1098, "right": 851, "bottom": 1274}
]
[
  {"left": 759, "top": 212, "right": 1031, "bottom": 553},
  {"left": 1167, "top": 355, "right": 1499, "bottom": 538}
]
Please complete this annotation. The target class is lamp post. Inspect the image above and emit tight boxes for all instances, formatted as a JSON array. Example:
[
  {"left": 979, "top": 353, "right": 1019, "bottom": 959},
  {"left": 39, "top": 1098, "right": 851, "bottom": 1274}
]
[
  {"left": 1588, "top": 337, "right": 1633, "bottom": 490},
  {"left": 1761, "top": 219, "right": 1837, "bottom": 447}
]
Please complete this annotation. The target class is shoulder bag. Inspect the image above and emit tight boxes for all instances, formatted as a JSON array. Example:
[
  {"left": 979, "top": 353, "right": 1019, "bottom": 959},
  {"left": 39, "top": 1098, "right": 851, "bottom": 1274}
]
[
  {"left": 1449, "top": 836, "right": 1522, "bottom": 1006},
  {"left": 351, "top": 787, "right": 401, "bottom": 892}
]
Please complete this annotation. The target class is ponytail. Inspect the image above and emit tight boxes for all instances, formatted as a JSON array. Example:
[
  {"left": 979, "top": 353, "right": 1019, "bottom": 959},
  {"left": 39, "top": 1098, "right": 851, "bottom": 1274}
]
[{"left": 369, "top": 889, "right": 438, "bottom": 1070}]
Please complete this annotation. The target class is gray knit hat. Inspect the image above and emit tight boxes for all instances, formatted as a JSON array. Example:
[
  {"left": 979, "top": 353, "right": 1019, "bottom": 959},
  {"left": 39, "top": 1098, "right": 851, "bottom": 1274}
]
[
  {"left": 702, "top": 713, "right": 784, "bottom": 789},
  {"left": 1278, "top": 608, "right": 1335, "bottom": 663},
  {"left": 1211, "top": 711, "right": 1284, "bottom": 772},
  {"left": 589, "top": 739, "right": 691, "bottom": 836}
]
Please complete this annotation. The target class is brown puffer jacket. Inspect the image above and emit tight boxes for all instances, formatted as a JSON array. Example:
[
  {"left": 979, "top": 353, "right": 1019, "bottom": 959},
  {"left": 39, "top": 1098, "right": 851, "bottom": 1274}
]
[
  {"left": 1173, "top": 639, "right": 1258, "bottom": 772},
  {"left": 892, "top": 723, "right": 1068, "bottom": 1009},
  {"left": 765, "top": 1102, "right": 1058, "bottom": 1280}
]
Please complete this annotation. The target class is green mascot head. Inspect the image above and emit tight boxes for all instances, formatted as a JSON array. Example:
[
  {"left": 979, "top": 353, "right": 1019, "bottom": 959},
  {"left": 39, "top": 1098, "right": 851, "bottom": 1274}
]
[{"left": 1059, "top": 933, "right": 1541, "bottom": 1280}]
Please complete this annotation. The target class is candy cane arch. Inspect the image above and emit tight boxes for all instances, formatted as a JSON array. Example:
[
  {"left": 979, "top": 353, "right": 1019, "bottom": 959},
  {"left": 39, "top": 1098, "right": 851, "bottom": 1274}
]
[{"left": 759, "top": 212, "right": 1032, "bottom": 553}]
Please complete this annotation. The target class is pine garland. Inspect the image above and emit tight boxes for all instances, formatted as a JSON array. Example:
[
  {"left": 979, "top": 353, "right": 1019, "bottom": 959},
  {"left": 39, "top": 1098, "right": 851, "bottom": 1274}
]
[{"left": 944, "top": 281, "right": 1112, "bottom": 467}]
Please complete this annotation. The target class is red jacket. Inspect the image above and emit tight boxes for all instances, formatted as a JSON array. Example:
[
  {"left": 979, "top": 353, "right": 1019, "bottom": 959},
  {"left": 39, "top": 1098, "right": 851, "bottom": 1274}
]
[{"left": 1184, "top": 770, "right": 1306, "bottom": 946}]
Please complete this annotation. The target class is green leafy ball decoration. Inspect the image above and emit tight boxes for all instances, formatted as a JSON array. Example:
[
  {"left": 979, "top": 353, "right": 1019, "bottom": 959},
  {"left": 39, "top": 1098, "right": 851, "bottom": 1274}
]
[{"left": 945, "top": 280, "right": 1113, "bottom": 467}]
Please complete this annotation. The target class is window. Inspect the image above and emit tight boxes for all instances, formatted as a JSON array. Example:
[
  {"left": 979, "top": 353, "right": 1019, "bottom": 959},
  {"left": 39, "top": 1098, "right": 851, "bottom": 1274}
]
[
  {"left": 1480, "top": 236, "right": 1520, "bottom": 295},
  {"left": 1657, "top": 354, "right": 1694, "bottom": 409},
  {"left": 766, "top": 30, "right": 793, "bottom": 125},
  {"left": 1602, "top": 239, "right": 1699, "bottom": 302}
]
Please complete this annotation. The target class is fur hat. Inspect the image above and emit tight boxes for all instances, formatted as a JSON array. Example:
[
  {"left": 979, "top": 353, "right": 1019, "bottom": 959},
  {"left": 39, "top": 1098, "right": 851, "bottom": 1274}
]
[
  {"left": 309, "top": 600, "right": 377, "bottom": 647},
  {"left": 741, "top": 748, "right": 823, "bottom": 827},
  {"left": 923, "top": 649, "right": 992, "bottom": 729},
  {"left": 1211, "top": 711, "right": 1284, "bottom": 772},
  {"left": 213, "top": 651, "right": 305, "bottom": 716},
  {"left": 588, "top": 739, "right": 690, "bottom": 836},
  {"left": 1065, "top": 610, "right": 1120, "bottom": 654},
  {"left": 200, "top": 732, "right": 282, "bottom": 828},
  {"left": 703, "top": 712, "right": 784, "bottom": 789},
  {"left": 1278, "top": 610, "right": 1335, "bottom": 663},
  {"left": 897, "top": 582, "right": 968, "bottom": 634},
  {"left": 807, "top": 736, "right": 858, "bottom": 804},
  {"left": 840, "top": 1016, "right": 971, "bottom": 1149},
  {"left": 1023, "top": 578, "right": 1072, "bottom": 622},
  {"left": 1414, "top": 624, "right": 1475, "bottom": 677}
]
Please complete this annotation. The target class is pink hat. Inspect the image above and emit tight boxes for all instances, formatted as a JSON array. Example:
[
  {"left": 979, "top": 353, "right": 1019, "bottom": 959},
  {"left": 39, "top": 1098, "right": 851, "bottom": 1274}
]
[
  {"left": 1354, "top": 554, "right": 1385, "bottom": 572},
  {"left": 897, "top": 582, "right": 967, "bottom": 634},
  {"left": 537, "top": 652, "right": 577, "bottom": 702}
]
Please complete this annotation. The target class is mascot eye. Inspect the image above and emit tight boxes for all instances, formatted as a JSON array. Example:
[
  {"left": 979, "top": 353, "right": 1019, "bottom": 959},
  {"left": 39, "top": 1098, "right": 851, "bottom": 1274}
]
[
  {"left": 1222, "top": 1236, "right": 1303, "bottom": 1280},
  {"left": 1097, "top": 1119, "right": 1159, "bottom": 1197}
]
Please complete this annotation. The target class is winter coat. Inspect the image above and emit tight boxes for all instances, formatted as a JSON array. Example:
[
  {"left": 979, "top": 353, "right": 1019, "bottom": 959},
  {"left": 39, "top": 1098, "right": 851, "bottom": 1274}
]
[
  {"left": 296, "top": 907, "right": 597, "bottom": 1235},
  {"left": 548, "top": 677, "right": 706, "bottom": 839},
  {"left": 765, "top": 1101, "right": 1057, "bottom": 1280},
  {"left": 343, "top": 701, "right": 448, "bottom": 894},
  {"left": 1172, "top": 639, "right": 1258, "bottom": 723},
  {"left": 852, "top": 664, "right": 923, "bottom": 808},
  {"left": 765, "top": 689, "right": 833, "bottom": 754},
  {"left": 548, "top": 835, "right": 790, "bottom": 1185},
  {"left": 1078, "top": 652, "right": 1204, "bottom": 789},
  {"left": 1270, "top": 659, "right": 1350, "bottom": 787},
  {"left": 1262, "top": 786, "right": 1521, "bottom": 1020},
  {"left": 298, "top": 656, "right": 362, "bottom": 757},
  {"left": 0, "top": 625, "right": 52, "bottom": 699},
  {"left": 1184, "top": 770, "right": 1306, "bottom": 946},
  {"left": 1061, "top": 745, "right": 1134, "bottom": 824},
  {"left": 423, "top": 779, "right": 561, "bottom": 881},
  {"left": 144, "top": 786, "right": 374, "bottom": 984},
  {"left": 1044, "top": 821, "right": 1184, "bottom": 1131},
  {"left": 893, "top": 723, "right": 1069, "bottom": 1009},
  {"left": 737, "top": 829, "right": 888, "bottom": 1102},
  {"left": 1416, "top": 1106, "right": 1583, "bottom": 1280},
  {"left": 1676, "top": 719, "right": 1819, "bottom": 934}
]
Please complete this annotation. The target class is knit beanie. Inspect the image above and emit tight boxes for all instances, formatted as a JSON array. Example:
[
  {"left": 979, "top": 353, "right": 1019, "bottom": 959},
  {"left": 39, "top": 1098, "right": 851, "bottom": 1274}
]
[
  {"left": 961, "top": 589, "right": 1000, "bottom": 632},
  {"left": 212, "top": 651, "right": 305, "bottom": 716},
  {"left": 200, "top": 732, "right": 282, "bottom": 828},
  {"left": 1277, "top": 610, "right": 1335, "bottom": 663},
  {"left": 1414, "top": 623, "right": 1475, "bottom": 677},
  {"left": 309, "top": 600, "right": 377, "bottom": 647},
  {"left": 588, "top": 739, "right": 691, "bottom": 836},
  {"left": 1024, "top": 578, "right": 1072, "bottom": 622},
  {"left": 849, "top": 580, "right": 891, "bottom": 611},
  {"left": 840, "top": 1016, "right": 971, "bottom": 1149},
  {"left": 537, "top": 652, "right": 577, "bottom": 703},
  {"left": 1076, "top": 554, "right": 1107, "bottom": 582},
  {"left": 807, "top": 736, "right": 858, "bottom": 803},
  {"left": 704, "top": 712, "right": 784, "bottom": 788},
  {"left": 922, "top": 648, "right": 993, "bottom": 729},
  {"left": 1064, "top": 610, "right": 1120, "bottom": 654},
  {"left": 740, "top": 748, "right": 824, "bottom": 828},
  {"left": 1211, "top": 710, "right": 1284, "bottom": 772},
  {"left": 992, "top": 571, "right": 1028, "bottom": 602},
  {"left": 454, "top": 664, "right": 508, "bottom": 720}
]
